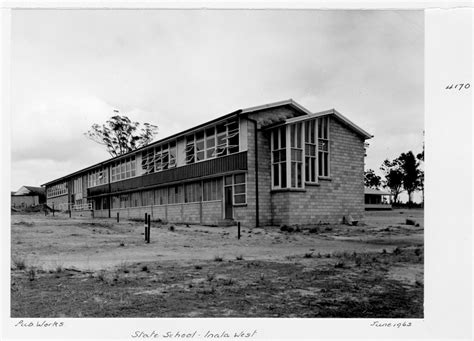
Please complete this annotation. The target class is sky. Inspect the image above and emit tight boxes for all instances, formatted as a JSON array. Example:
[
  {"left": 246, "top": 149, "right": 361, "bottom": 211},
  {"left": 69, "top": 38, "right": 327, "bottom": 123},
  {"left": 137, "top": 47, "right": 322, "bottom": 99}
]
[{"left": 10, "top": 9, "right": 424, "bottom": 201}]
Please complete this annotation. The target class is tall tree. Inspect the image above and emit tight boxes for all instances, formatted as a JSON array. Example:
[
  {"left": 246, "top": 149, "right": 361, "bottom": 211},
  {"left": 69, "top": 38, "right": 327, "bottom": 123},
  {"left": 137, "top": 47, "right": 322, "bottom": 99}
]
[
  {"left": 364, "top": 169, "right": 382, "bottom": 189},
  {"left": 85, "top": 112, "right": 158, "bottom": 157},
  {"left": 380, "top": 159, "right": 404, "bottom": 203},
  {"left": 397, "top": 151, "right": 422, "bottom": 205}
]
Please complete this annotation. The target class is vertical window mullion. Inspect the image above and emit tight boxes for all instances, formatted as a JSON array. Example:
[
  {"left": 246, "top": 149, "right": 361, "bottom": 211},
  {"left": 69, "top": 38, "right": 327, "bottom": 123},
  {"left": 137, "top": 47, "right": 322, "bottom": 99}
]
[{"left": 285, "top": 125, "right": 291, "bottom": 189}]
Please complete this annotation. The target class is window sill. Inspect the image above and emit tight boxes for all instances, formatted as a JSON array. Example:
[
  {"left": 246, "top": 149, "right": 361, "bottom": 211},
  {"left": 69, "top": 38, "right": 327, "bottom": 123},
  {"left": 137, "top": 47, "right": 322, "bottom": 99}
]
[
  {"left": 305, "top": 182, "right": 320, "bottom": 186},
  {"left": 234, "top": 203, "right": 247, "bottom": 207},
  {"left": 319, "top": 177, "right": 332, "bottom": 181},
  {"left": 271, "top": 188, "right": 306, "bottom": 193}
]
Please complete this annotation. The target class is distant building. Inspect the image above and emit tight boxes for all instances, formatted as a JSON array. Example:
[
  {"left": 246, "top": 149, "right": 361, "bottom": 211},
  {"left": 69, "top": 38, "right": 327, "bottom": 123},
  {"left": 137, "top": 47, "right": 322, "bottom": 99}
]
[
  {"left": 11, "top": 186, "right": 46, "bottom": 208},
  {"left": 364, "top": 187, "right": 392, "bottom": 210},
  {"left": 43, "top": 99, "right": 372, "bottom": 226}
]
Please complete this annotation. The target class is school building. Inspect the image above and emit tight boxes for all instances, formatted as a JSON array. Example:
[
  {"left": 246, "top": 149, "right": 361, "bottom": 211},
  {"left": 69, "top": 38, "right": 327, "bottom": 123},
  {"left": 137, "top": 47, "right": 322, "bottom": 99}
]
[{"left": 43, "top": 99, "right": 372, "bottom": 227}]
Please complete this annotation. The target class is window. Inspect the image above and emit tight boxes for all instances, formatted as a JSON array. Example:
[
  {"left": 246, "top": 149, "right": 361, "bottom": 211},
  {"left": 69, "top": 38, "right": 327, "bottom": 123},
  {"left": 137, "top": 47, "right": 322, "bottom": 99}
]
[
  {"left": 112, "top": 195, "right": 120, "bottom": 209},
  {"left": 233, "top": 173, "right": 247, "bottom": 204},
  {"left": 141, "top": 141, "right": 177, "bottom": 175},
  {"left": 305, "top": 120, "right": 317, "bottom": 183},
  {"left": 154, "top": 187, "right": 168, "bottom": 205},
  {"left": 318, "top": 116, "right": 330, "bottom": 177},
  {"left": 120, "top": 194, "right": 129, "bottom": 208},
  {"left": 111, "top": 156, "right": 136, "bottom": 182},
  {"left": 290, "top": 123, "right": 303, "bottom": 188},
  {"left": 271, "top": 116, "right": 330, "bottom": 189},
  {"left": 168, "top": 185, "right": 183, "bottom": 204},
  {"left": 185, "top": 135, "right": 195, "bottom": 164},
  {"left": 142, "top": 190, "right": 154, "bottom": 206},
  {"left": 185, "top": 182, "right": 201, "bottom": 203},
  {"left": 73, "top": 177, "right": 83, "bottom": 194},
  {"left": 130, "top": 192, "right": 141, "bottom": 207},
  {"left": 195, "top": 131, "right": 205, "bottom": 162},
  {"left": 203, "top": 178, "right": 223, "bottom": 201},
  {"left": 271, "top": 126, "right": 287, "bottom": 188},
  {"left": 185, "top": 117, "right": 240, "bottom": 165},
  {"left": 46, "top": 182, "right": 67, "bottom": 198}
]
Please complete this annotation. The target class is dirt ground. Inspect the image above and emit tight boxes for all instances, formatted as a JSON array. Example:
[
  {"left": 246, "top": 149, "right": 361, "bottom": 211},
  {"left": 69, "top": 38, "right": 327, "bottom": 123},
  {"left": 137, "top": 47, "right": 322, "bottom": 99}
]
[{"left": 10, "top": 209, "right": 424, "bottom": 318}]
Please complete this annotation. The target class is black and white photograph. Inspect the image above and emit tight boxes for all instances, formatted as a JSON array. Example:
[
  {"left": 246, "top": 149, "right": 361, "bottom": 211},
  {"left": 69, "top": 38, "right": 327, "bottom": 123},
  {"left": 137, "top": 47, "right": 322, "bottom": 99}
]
[{"left": 1, "top": 2, "right": 472, "bottom": 341}]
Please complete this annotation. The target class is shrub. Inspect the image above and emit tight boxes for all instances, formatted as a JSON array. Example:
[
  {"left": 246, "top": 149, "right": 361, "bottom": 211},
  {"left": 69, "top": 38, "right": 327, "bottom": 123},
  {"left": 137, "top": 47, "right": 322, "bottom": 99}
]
[
  {"left": 213, "top": 256, "right": 223, "bottom": 262},
  {"left": 235, "top": 255, "right": 244, "bottom": 261},
  {"left": 12, "top": 257, "right": 26, "bottom": 270},
  {"left": 286, "top": 226, "right": 295, "bottom": 233},
  {"left": 280, "top": 225, "right": 289, "bottom": 232},
  {"left": 334, "top": 261, "right": 345, "bottom": 269},
  {"left": 194, "top": 265, "right": 202, "bottom": 270},
  {"left": 393, "top": 247, "right": 402, "bottom": 255},
  {"left": 206, "top": 273, "right": 215, "bottom": 282},
  {"left": 119, "top": 242, "right": 125, "bottom": 247},
  {"left": 304, "top": 252, "right": 313, "bottom": 258},
  {"left": 141, "top": 265, "right": 148, "bottom": 272},
  {"left": 169, "top": 225, "right": 175, "bottom": 232},
  {"left": 414, "top": 248, "right": 422, "bottom": 256},
  {"left": 309, "top": 227, "right": 320, "bottom": 234}
]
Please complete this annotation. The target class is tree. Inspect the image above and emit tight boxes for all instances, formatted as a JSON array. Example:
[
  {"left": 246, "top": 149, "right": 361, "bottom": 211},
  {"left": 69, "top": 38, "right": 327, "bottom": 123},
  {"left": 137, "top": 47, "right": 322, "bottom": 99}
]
[
  {"left": 397, "top": 151, "right": 422, "bottom": 205},
  {"left": 85, "top": 112, "right": 158, "bottom": 157},
  {"left": 380, "top": 159, "right": 404, "bottom": 203},
  {"left": 364, "top": 169, "right": 382, "bottom": 189}
]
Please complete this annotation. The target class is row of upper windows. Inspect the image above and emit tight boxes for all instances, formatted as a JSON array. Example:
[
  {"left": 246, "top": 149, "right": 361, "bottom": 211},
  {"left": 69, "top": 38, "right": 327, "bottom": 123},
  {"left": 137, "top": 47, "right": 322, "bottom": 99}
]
[
  {"left": 83, "top": 117, "right": 241, "bottom": 187},
  {"left": 46, "top": 182, "right": 67, "bottom": 198}
]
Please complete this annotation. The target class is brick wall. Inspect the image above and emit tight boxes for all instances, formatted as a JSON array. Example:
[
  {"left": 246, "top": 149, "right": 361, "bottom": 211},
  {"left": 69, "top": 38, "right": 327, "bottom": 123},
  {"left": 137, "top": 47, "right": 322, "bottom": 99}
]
[{"left": 270, "top": 117, "right": 366, "bottom": 225}]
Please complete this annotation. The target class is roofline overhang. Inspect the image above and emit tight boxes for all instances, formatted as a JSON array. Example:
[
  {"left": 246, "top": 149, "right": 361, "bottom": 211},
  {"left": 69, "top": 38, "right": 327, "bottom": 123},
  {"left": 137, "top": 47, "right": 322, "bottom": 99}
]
[
  {"left": 262, "top": 109, "right": 373, "bottom": 140},
  {"left": 241, "top": 98, "right": 313, "bottom": 116}
]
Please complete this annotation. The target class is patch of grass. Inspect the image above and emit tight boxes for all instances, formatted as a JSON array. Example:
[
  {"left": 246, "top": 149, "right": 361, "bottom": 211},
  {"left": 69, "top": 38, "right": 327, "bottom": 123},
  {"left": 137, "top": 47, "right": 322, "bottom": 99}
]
[
  {"left": 235, "top": 255, "right": 244, "bottom": 261},
  {"left": 118, "top": 262, "right": 130, "bottom": 273},
  {"left": 213, "top": 256, "right": 223, "bottom": 262},
  {"left": 13, "top": 221, "right": 35, "bottom": 227},
  {"left": 12, "top": 257, "right": 26, "bottom": 270},
  {"left": 141, "top": 265, "right": 148, "bottom": 272},
  {"left": 206, "top": 273, "right": 215, "bottom": 282},
  {"left": 334, "top": 260, "right": 346, "bottom": 269},
  {"left": 393, "top": 247, "right": 402, "bottom": 255},
  {"left": 119, "top": 242, "right": 125, "bottom": 247},
  {"left": 309, "top": 227, "right": 320, "bottom": 234},
  {"left": 194, "top": 265, "right": 202, "bottom": 270},
  {"left": 55, "top": 264, "right": 64, "bottom": 273},
  {"left": 221, "top": 278, "right": 234, "bottom": 286},
  {"left": 303, "top": 252, "right": 313, "bottom": 258}
]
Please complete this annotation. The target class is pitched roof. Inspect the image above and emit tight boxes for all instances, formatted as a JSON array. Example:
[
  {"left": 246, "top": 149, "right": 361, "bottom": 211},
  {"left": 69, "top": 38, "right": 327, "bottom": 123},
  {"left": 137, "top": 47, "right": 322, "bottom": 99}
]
[{"left": 14, "top": 186, "right": 45, "bottom": 196}]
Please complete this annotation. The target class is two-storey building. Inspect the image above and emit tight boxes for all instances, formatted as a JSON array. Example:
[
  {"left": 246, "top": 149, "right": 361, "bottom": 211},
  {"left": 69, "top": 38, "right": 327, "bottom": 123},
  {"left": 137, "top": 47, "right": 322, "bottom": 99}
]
[{"left": 43, "top": 99, "right": 372, "bottom": 226}]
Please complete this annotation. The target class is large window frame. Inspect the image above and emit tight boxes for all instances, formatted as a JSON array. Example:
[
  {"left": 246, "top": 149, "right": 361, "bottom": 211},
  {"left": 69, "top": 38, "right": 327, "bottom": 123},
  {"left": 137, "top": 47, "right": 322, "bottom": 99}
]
[
  {"left": 271, "top": 117, "right": 330, "bottom": 190},
  {"left": 46, "top": 182, "right": 67, "bottom": 198},
  {"left": 184, "top": 117, "right": 240, "bottom": 165}
]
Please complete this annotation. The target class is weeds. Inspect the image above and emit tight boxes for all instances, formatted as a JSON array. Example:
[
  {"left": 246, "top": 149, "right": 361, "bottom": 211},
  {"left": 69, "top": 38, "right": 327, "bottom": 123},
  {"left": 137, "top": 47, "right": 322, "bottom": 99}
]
[
  {"left": 213, "top": 256, "right": 223, "bottom": 262},
  {"left": 235, "top": 255, "right": 244, "bottom": 261},
  {"left": 194, "top": 265, "right": 202, "bottom": 270},
  {"left": 141, "top": 265, "right": 149, "bottom": 272},
  {"left": 169, "top": 225, "right": 175, "bottom": 232},
  {"left": 12, "top": 257, "right": 26, "bottom": 270},
  {"left": 334, "top": 260, "right": 346, "bottom": 269},
  {"left": 304, "top": 252, "right": 313, "bottom": 258},
  {"left": 393, "top": 247, "right": 402, "bottom": 255},
  {"left": 206, "top": 273, "right": 215, "bottom": 282}
]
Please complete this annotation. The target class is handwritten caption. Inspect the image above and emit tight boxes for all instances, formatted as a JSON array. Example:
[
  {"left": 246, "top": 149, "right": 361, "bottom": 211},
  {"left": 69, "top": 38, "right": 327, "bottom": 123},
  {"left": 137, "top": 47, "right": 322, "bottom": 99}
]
[
  {"left": 15, "top": 320, "right": 64, "bottom": 328},
  {"left": 131, "top": 330, "right": 258, "bottom": 339},
  {"left": 370, "top": 321, "right": 412, "bottom": 328},
  {"left": 445, "top": 83, "right": 470, "bottom": 91}
]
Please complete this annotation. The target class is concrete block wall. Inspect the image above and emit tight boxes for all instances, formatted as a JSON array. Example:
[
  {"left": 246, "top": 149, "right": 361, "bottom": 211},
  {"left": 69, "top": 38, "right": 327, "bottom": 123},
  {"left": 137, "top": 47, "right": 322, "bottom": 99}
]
[
  {"left": 46, "top": 194, "right": 69, "bottom": 211},
  {"left": 97, "top": 200, "right": 223, "bottom": 225},
  {"left": 270, "top": 117, "right": 366, "bottom": 225}
]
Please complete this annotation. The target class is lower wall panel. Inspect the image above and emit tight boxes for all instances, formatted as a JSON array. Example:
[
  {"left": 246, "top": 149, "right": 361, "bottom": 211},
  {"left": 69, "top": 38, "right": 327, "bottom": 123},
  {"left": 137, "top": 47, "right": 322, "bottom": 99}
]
[{"left": 96, "top": 201, "right": 224, "bottom": 226}]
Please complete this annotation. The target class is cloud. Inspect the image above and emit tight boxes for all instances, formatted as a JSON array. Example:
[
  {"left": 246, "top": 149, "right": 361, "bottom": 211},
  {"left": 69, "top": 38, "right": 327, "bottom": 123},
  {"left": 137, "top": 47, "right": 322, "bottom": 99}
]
[{"left": 10, "top": 10, "right": 424, "bottom": 191}]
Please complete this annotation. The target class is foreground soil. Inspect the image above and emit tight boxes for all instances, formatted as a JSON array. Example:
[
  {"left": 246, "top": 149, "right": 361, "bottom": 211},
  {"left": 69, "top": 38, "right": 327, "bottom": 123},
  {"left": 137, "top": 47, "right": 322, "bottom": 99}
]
[{"left": 11, "top": 209, "right": 424, "bottom": 318}]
